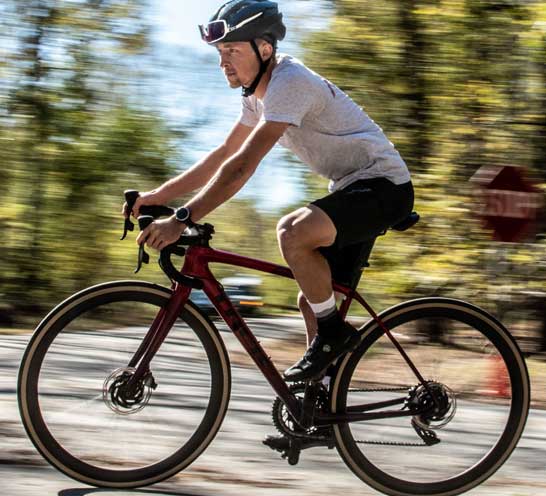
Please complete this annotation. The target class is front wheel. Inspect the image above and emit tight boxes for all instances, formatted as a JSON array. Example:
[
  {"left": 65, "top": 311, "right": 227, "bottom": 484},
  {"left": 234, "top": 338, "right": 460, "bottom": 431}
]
[
  {"left": 18, "top": 281, "right": 231, "bottom": 488},
  {"left": 332, "top": 297, "right": 530, "bottom": 496}
]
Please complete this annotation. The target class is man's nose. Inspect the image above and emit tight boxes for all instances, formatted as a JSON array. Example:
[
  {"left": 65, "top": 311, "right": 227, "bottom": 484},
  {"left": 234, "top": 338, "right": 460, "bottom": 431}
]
[{"left": 219, "top": 53, "right": 229, "bottom": 67}]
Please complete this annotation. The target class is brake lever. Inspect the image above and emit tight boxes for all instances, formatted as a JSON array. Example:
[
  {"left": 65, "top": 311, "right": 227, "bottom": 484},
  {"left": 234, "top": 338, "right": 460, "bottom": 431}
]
[
  {"left": 121, "top": 190, "right": 139, "bottom": 240},
  {"left": 121, "top": 218, "right": 134, "bottom": 241},
  {"left": 135, "top": 215, "right": 154, "bottom": 274}
]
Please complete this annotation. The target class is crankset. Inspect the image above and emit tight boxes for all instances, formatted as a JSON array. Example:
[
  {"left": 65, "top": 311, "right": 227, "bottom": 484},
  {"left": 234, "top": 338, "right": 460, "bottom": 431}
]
[
  {"left": 265, "top": 382, "right": 334, "bottom": 465},
  {"left": 271, "top": 382, "right": 333, "bottom": 440}
]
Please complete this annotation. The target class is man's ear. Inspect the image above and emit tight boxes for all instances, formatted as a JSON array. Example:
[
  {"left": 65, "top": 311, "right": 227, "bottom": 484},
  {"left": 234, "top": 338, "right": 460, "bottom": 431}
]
[{"left": 259, "top": 40, "right": 274, "bottom": 61}]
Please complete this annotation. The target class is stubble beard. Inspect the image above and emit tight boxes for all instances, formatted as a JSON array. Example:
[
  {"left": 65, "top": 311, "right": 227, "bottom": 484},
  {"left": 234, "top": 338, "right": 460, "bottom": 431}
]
[
  {"left": 224, "top": 72, "right": 242, "bottom": 89},
  {"left": 227, "top": 79, "right": 242, "bottom": 89}
]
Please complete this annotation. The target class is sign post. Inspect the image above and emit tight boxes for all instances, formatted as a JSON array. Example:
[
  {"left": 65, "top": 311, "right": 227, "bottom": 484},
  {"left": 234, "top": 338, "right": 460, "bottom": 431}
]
[{"left": 471, "top": 165, "right": 544, "bottom": 352}]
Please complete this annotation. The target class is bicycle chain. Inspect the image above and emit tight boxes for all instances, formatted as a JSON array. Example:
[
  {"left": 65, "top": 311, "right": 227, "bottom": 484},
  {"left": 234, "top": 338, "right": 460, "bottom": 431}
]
[
  {"left": 354, "top": 439, "right": 430, "bottom": 447},
  {"left": 349, "top": 386, "right": 411, "bottom": 393},
  {"left": 272, "top": 384, "right": 430, "bottom": 446},
  {"left": 345, "top": 385, "right": 432, "bottom": 446}
]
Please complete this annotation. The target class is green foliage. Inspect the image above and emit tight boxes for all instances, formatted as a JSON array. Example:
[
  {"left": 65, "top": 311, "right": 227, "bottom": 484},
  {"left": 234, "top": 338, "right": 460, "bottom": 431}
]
[
  {"left": 2, "top": 0, "right": 546, "bottom": 327},
  {"left": 301, "top": 0, "right": 546, "bottom": 311},
  {"left": 0, "top": 0, "right": 177, "bottom": 322}
]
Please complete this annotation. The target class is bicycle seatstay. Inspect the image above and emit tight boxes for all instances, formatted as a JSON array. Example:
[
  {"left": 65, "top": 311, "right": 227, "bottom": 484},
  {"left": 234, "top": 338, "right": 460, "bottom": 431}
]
[{"left": 352, "top": 291, "right": 428, "bottom": 386}]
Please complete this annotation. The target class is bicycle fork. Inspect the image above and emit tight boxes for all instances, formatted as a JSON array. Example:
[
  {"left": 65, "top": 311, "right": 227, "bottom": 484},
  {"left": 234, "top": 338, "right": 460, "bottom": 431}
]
[{"left": 124, "top": 283, "right": 192, "bottom": 392}]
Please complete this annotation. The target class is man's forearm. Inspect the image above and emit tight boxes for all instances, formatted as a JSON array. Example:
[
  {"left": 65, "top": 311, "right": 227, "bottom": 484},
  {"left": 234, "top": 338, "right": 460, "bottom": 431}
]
[
  {"left": 154, "top": 145, "right": 229, "bottom": 203},
  {"left": 183, "top": 121, "right": 289, "bottom": 222},
  {"left": 185, "top": 152, "right": 256, "bottom": 222}
]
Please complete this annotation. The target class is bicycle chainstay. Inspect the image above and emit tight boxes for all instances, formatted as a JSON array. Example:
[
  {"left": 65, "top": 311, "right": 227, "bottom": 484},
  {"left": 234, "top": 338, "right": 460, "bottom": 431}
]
[
  {"left": 347, "top": 386, "right": 440, "bottom": 447},
  {"left": 274, "top": 385, "right": 439, "bottom": 447}
]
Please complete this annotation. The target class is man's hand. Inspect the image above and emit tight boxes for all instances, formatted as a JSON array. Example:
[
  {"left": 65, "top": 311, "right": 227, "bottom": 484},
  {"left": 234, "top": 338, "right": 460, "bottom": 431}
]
[
  {"left": 122, "top": 190, "right": 165, "bottom": 219},
  {"left": 136, "top": 216, "right": 185, "bottom": 251}
]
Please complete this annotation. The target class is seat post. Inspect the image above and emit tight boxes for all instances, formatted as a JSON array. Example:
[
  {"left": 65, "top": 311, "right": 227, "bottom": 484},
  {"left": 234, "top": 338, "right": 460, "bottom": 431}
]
[{"left": 348, "top": 238, "right": 377, "bottom": 291}]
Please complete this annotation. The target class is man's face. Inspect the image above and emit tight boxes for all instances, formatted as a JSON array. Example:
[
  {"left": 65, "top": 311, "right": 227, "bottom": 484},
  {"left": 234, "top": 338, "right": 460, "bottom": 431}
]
[{"left": 216, "top": 41, "right": 261, "bottom": 89}]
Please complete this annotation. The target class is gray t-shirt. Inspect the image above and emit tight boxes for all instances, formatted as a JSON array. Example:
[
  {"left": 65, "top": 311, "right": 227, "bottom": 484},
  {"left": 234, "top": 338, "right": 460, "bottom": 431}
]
[{"left": 239, "top": 54, "right": 411, "bottom": 192}]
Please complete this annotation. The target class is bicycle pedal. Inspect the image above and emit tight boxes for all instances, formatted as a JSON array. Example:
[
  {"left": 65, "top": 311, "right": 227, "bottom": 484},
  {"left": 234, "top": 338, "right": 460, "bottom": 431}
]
[
  {"left": 263, "top": 434, "right": 333, "bottom": 463},
  {"left": 263, "top": 435, "right": 290, "bottom": 453},
  {"left": 285, "top": 438, "right": 302, "bottom": 466}
]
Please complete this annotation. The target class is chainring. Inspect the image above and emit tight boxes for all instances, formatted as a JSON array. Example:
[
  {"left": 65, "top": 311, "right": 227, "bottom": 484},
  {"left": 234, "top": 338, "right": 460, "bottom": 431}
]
[{"left": 271, "top": 382, "right": 332, "bottom": 439}]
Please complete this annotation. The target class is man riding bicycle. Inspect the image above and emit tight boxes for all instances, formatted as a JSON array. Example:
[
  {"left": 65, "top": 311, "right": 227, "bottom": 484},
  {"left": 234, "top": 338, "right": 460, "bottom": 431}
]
[{"left": 127, "top": 0, "right": 413, "bottom": 385}]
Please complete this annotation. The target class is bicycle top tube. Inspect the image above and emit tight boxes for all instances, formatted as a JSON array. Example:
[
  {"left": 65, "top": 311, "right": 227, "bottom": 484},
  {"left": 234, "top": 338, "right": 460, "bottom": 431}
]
[{"left": 122, "top": 190, "right": 419, "bottom": 298}]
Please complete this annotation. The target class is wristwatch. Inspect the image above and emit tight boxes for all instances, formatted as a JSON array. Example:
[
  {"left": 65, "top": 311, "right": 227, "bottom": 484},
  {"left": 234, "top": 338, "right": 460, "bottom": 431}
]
[{"left": 175, "top": 206, "right": 195, "bottom": 227}]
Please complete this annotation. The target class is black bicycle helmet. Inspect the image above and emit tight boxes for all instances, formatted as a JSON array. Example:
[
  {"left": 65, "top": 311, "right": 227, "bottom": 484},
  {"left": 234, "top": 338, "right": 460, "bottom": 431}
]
[
  {"left": 199, "top": 0, "right": 286, "bottom": 96},
  {"left": 201, "top": 0, "right": 286, "bottom": 45}
]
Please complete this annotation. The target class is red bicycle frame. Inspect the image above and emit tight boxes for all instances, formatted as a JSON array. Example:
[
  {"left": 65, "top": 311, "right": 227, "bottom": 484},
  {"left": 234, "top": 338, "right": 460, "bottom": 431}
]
[{"left": 127, "top": 242, "right": 430, "bottom": 426}]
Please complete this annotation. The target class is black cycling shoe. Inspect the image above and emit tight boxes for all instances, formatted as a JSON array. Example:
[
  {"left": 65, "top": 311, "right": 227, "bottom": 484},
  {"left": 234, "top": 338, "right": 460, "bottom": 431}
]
[{"left": 283, "top": 327, "right": 361, "bottom": 382}]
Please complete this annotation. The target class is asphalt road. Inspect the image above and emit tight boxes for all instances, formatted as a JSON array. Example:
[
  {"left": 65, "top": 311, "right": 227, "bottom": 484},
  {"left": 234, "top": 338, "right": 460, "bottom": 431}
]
[{"left": 1, "top": 317, "right": 545, "bottom": 496}]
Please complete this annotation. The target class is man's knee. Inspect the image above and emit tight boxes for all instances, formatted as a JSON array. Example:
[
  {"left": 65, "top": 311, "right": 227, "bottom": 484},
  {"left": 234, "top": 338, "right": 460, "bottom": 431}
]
[
  {"left": 276, "top": 210, "right": 305, "bottom": 254},
  {"left": 278, "top": 206, "right": 335, "bottom": 251}
]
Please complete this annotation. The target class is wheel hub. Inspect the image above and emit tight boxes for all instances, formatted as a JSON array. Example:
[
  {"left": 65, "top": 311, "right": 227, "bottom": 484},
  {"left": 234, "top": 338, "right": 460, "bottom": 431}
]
[
  {"left": 409, "top": 381, "right": 456, "bottom": 430},
  {"left": 102, "top": 367, "right": 154, "bottom": 415}
]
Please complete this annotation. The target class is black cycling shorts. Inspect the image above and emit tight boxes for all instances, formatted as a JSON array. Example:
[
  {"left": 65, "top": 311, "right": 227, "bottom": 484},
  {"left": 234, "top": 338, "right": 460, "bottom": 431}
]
[{"left": 311, "top": 178, "right": 414, "bottom": 288}]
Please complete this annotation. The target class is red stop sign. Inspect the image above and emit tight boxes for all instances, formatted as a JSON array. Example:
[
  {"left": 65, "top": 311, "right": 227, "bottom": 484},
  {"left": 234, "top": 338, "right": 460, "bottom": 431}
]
[{"left": 471, "top": 166, "right": 543, "bottom": 242}]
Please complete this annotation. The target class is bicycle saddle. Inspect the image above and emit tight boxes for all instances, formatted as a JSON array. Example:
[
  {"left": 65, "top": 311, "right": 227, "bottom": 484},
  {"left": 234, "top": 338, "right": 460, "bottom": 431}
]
[{"left": 391, "top": 212, "right": 420, "bottom": 232}]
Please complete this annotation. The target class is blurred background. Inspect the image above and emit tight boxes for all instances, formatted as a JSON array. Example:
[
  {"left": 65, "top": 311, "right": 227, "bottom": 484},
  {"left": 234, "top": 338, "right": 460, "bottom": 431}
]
[{"left": 1, "top": 0, "right": 545, "bottom": 355}]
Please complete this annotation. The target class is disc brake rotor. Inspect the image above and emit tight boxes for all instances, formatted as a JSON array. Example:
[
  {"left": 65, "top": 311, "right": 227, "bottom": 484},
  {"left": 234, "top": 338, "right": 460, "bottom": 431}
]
[
  {"left": 102, "top": 367, "right": 155, "bottom": 415},
  {"left": 411, "top": 381, "right": 457, "bottom": 431}
]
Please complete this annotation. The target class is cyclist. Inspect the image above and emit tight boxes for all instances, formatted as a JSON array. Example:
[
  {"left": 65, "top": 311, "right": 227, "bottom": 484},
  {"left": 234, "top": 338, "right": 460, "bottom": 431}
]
[{"left": 127, "top": 0, "right": 413, "bottom": 384}]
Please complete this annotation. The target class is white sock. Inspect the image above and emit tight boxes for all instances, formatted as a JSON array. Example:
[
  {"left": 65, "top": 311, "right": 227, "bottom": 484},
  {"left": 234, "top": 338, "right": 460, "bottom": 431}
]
[{"left": 308, "top": 294, "right": 336, "bottom": 318}]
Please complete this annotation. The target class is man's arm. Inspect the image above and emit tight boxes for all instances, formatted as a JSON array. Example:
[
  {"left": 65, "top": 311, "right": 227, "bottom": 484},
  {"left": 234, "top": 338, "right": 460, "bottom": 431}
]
[
  {"left": 137, "top": 120, "right": 289, "bottom": 249},
  {"left": 152, "top": 120, "right": 254, "bottom": 204},
  {"left": 185, "top": 120, "right": 289, "bottom": 221}
]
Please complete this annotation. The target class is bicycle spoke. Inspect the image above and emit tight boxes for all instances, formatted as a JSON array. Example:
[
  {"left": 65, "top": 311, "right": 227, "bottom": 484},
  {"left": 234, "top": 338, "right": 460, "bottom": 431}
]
[
  {"left": 334, "top": 299, "right": 529, "bottom": 495},
  {"left": 32, "top": 296, "right": 219, "bottom": 471}
]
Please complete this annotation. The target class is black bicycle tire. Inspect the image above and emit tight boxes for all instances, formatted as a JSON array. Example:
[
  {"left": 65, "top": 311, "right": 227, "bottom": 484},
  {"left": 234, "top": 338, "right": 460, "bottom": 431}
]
[
  {"left": 18, "top": 280, "right": 231, "bottom": 488},
  {"left": 331, "top": 297, "right": 530, "bottom": 496}
]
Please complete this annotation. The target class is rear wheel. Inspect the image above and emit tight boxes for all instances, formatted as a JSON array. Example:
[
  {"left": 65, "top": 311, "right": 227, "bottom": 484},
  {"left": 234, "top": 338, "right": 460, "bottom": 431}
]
[
  {"left": 18, "top": 281, "right": 231, "bottom": 488},
  {"left": 332, "top": 297, "right": 529, "bottom": 496}
]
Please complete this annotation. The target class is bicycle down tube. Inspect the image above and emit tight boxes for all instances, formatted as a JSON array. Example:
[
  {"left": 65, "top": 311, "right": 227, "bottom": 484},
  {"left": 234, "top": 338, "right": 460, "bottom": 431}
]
[{"left": 144, "top": 243, "right": 430, "bottom": 424}]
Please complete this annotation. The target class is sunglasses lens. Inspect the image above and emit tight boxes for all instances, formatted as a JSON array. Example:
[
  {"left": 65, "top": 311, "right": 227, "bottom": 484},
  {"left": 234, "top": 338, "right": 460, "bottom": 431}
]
[{"left": 200, "top": 21, "right": 226, "bottom": 43}]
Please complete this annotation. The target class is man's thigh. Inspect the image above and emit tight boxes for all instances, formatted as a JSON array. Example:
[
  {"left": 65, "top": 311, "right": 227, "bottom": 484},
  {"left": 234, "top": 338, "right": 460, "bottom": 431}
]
[
  {"left": 310, "top": 178, "right": 413, "bottom": 287},
  {"left": 277, "top": 205, "right": 337, "bottom": 249}
]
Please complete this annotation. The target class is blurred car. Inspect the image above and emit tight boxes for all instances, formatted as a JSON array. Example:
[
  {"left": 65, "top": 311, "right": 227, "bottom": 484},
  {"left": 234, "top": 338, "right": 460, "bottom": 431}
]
[{"left": 190, "top": 274, "right": 264, "bottom": 317}]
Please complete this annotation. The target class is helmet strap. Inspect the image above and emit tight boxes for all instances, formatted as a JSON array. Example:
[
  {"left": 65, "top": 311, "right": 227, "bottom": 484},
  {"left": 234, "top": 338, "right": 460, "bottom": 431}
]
[{"left": 242, "top": 39, "right": 271, "bottom": 97}]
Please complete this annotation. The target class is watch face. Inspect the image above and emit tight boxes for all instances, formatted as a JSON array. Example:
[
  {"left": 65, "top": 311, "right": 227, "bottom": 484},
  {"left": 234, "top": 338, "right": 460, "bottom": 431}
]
[{"left": 176, "top": 207, "right": 190, "bottom": 223}]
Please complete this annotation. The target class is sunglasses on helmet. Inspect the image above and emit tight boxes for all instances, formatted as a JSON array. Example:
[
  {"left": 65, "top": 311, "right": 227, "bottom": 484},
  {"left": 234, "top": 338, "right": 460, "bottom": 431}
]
[{"left": 199, "top": 12, "right": 264, "bottom": 44}]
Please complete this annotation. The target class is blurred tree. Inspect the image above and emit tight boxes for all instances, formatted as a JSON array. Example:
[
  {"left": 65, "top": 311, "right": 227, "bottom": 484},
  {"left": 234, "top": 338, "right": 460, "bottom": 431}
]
[
  {"left": 302, "top": 0, "right": 546, "bottom": 309},
  {"left": 531, "top": 24, "right": 546, "bottom": 180},
  {"left": 0, "top": 0, "right": 177, "bottom": 321}
]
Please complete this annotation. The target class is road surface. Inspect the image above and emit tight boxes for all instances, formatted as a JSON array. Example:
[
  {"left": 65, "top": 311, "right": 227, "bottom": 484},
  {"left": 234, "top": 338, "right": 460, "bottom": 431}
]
[{"left": 1, "top": 317, "right": 545, "bottom": 495}]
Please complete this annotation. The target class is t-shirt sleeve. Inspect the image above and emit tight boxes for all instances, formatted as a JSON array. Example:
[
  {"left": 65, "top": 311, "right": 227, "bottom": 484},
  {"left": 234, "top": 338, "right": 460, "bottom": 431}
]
[
  {"left": 238, "top": 96, "right": 259, "bottom": 128},
  {"left": 262, "top": 69, "right": 324, "bottom": 127}
]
